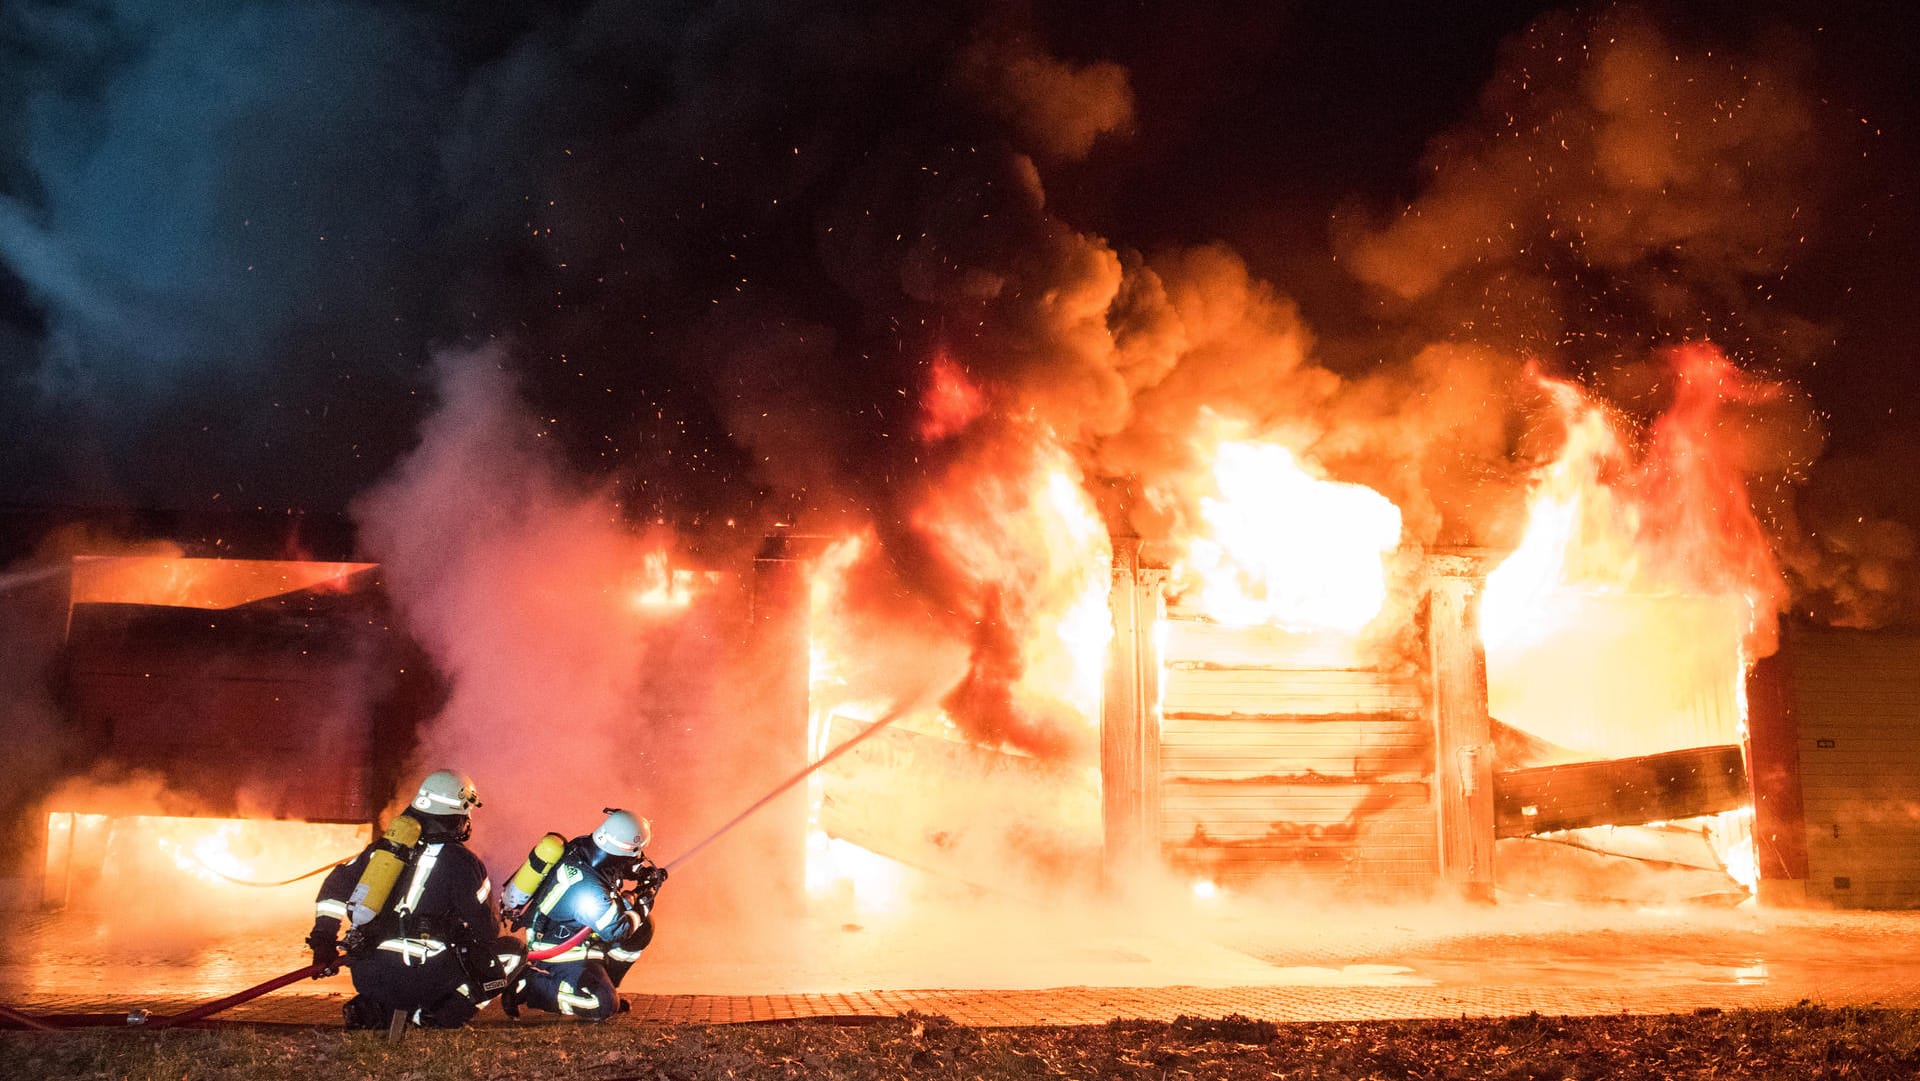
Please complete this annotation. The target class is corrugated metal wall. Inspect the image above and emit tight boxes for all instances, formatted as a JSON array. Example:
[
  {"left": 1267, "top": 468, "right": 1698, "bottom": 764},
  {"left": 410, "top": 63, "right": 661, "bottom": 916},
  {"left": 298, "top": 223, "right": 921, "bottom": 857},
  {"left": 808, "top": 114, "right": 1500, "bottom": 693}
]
[
  {"left": 1158, "top": 619, "right": 1437, "bottom": 893},
  {"left": 1786, "top": 626, "right": 1920, "bottom": 908}
]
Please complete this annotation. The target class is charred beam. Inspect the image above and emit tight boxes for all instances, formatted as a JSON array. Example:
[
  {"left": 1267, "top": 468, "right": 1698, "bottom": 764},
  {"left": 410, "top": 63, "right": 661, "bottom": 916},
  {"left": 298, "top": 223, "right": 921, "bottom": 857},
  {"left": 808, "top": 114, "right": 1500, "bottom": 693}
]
[{"left": 1493, "top": 744, "right": 1748, "bottom": 838}]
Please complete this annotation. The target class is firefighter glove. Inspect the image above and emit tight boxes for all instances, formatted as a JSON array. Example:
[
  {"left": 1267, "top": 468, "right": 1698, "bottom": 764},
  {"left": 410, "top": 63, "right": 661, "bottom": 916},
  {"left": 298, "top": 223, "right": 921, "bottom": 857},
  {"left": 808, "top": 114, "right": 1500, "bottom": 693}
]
[
  {"left": 306, "top": 917, "right": 342, "bottom": 978},
  {"left": 639, "top": 865, "right": 668, "bottom": 896}
]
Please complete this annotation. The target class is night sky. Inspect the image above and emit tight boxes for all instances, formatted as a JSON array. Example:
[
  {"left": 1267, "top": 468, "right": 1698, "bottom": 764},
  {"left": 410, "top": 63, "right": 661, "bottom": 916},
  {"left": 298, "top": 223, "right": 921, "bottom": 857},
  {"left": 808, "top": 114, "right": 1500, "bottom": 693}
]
[{"left": 2, "top": 0, "right": 1917, "bottom": 619}]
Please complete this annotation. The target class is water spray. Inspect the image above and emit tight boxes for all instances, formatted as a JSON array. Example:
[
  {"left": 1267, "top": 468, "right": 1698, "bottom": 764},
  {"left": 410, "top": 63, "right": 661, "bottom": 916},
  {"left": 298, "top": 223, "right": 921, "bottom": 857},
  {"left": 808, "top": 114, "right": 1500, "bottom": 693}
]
[
  {"left": 0, "top": 564, "right": 65, "bottom": 595},
  {"left": 526, "top": 684, "right": 946, "bottom": 963},
  {"left": 660, "top": 679, "right": 946, "bottom": 874}
]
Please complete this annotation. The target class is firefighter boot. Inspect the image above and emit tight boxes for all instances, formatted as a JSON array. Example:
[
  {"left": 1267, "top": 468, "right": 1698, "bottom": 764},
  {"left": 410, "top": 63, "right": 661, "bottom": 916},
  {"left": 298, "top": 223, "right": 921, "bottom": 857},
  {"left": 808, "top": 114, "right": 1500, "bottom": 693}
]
[
  {"left": 500, "top": 973, "right": 526, "bottom": 1020},
  {"left": 342, "top": 996, "right": 390, "bottom": 1031}
]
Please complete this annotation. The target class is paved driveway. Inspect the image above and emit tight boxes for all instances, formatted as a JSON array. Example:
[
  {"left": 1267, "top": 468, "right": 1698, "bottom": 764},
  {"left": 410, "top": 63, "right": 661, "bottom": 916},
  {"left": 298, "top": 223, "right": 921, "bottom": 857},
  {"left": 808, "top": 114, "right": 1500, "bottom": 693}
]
[{"left": 3, "top": 902, "right": 1916, "bottom": 1027}]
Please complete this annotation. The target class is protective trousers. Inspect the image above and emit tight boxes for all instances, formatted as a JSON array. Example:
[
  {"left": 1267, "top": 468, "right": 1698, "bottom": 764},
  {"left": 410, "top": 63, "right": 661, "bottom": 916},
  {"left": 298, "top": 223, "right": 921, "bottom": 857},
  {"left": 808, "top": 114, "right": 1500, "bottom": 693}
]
[
  {"left": 518, "top": 957, "right": 621, "bottom": 1021},
  {"left": 343, "top": 933, "right": 526, "bottom": 1029},
  {"left": 516, "top": 919, "right": 649, "bottom": 1022}
]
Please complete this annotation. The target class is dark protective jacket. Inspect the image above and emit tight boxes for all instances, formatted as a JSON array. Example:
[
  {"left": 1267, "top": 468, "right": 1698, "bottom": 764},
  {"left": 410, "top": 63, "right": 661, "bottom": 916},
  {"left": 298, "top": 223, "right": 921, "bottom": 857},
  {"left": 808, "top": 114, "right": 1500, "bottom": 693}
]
[
  {"left": 314, "top": 813, "right": 500, "bottom": 957},
  {"left": 522, "top": 838, "right": 645, "bottom": 963}
]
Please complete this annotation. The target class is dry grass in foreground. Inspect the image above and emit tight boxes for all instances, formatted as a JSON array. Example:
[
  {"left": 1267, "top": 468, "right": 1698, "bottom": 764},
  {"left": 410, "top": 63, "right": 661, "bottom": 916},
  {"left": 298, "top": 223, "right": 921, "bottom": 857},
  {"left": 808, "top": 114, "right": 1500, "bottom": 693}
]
[{"left": 6, "top": 1004, "right": 1920, "bottom": 1080}]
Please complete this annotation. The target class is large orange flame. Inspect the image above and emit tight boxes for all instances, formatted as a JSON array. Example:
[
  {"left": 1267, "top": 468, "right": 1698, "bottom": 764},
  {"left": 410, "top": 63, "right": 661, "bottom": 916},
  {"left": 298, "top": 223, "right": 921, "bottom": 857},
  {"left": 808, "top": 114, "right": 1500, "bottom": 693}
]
[
  {"left": 910, "top": 433, "right": 1114, "bottom": 748},
  {"left": 1164, "top": 428, "right": 1403, "bottom": 632},
  {"left": 1482, "top": 346, "right": 1783, "bottom": 760}
]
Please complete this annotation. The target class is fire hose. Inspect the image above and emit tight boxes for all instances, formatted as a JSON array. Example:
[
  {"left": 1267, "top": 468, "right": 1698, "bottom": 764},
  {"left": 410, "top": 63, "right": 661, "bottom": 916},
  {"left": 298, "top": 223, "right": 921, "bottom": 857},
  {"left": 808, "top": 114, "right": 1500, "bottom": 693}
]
[
  {"left": 658, "top": 684, "right": 937, "bottom": 875},
  {"left": 190, "top": 854, "right": 355, "bottom": 888},
  {"left": 0, "top": 962, "right": 332, "bottom": 1030},
  {"left": 520, "top": 684, "right": 941, "bottom": 967},
  {"left": 0, "top": 682, "right": 944, "bottom": 1033},
  {"left": 0, "top": 948, "right": 554, "bottom": 1030}
]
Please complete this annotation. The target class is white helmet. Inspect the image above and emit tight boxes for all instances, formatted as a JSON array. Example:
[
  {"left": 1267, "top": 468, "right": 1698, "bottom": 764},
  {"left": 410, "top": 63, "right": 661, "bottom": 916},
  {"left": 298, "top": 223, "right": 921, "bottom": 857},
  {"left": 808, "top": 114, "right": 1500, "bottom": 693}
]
[
  {"left": 411, "top": 769, "right": 481, "bottom": 817},
  {"left": 592, "top": 808, "right": 651, "bottom": 857}
]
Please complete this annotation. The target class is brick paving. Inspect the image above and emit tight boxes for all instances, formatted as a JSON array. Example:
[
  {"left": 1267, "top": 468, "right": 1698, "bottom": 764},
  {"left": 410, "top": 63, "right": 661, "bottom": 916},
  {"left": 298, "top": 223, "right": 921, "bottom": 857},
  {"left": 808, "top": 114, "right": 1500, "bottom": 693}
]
[{"left": 6, "top": 907, "right": 1920, "bottom": 1029}]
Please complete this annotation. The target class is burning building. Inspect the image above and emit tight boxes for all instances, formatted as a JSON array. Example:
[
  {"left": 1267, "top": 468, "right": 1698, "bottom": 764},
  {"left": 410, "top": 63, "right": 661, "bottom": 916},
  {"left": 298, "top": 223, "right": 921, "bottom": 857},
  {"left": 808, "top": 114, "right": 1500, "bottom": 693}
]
[
  {"left": 20, "top": 337, "right": 1916, "bottom": 925},
  {"left": 6, "top": 4, "right": 1917, "bottom": 941},
  {"left": 766, "top": 346, "right": 1781, "bottom": 911}
]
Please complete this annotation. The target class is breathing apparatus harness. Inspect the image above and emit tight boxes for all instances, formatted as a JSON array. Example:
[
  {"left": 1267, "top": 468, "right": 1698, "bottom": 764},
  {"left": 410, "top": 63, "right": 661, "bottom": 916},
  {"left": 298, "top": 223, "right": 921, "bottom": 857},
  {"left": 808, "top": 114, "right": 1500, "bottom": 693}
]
[
  {"left": 334, "top": 811, "right": 472, "bottom": 960},
  {"left": 504, "top": 831, "right": 668, "bottom": 938}
]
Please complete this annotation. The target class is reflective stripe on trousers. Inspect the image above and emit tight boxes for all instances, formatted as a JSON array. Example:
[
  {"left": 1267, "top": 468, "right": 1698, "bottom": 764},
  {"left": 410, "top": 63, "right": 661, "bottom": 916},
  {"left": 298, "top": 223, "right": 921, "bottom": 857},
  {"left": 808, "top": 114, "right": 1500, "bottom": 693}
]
[
  {"left": 375, "top": 937, "right": 449, "bottom": 965},
  {"left": 556, "top": 980, "right": 600, "bottom": 1016}
]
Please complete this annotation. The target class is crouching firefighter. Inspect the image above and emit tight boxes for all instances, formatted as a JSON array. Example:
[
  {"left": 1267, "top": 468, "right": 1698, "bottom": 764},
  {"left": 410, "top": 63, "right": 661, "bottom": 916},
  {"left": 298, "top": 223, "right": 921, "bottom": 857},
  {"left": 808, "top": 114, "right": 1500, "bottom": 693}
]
[
  {"left": 503, "top": 809, "right": 666, "bottom": 1021},
  {"left": 305, "top": 769, "right": 528, "bottom": 1030}
]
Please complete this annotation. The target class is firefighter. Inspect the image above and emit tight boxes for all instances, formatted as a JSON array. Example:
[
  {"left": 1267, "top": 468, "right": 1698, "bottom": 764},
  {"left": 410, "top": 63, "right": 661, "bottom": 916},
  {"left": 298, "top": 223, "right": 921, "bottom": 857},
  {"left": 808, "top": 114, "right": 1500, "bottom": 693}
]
[
  {"left": 504, "top": 808, "right": 666, "bottom": 1022},
  {"left": 306, "top": 769, "right": 526, "bottom": 1030}
]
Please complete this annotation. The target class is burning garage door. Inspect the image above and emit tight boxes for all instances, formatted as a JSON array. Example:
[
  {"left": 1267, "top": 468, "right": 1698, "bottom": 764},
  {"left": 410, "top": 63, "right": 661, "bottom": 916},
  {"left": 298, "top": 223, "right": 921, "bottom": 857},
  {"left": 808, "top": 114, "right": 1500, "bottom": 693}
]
[
  {"left": 1158, "top": 619, "right": 1436, "bottom": 894},
  {"left": 43, "top": 555, "right": 428, "bottom": 909}
]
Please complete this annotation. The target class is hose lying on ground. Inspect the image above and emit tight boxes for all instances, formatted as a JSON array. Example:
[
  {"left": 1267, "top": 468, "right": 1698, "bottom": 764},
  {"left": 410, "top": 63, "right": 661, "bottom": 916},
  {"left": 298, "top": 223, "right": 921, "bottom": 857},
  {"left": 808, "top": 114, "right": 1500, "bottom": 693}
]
[
  {"left": 0, "top": 961, "right": 329, "bottom": 1030},
  {"left": 0, "top": 1002, "right": 54, "bottom": 1031}
]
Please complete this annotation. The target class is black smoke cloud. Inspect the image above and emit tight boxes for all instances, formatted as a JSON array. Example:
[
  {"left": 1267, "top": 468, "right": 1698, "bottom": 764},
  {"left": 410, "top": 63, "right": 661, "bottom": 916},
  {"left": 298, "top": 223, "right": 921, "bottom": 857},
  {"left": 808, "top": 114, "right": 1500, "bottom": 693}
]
[
  {"left": 1324, "top": 4, "right": 1917, "bottom": 620},
  {"left": 1332, "top": 6, "right": 1834, "bottom": 382},
  {"left": 0, "top": 1, "right": 456, "bottom": 508},
  {"left": 0, "top": 1, "right": 1914, "bottom": 628}
]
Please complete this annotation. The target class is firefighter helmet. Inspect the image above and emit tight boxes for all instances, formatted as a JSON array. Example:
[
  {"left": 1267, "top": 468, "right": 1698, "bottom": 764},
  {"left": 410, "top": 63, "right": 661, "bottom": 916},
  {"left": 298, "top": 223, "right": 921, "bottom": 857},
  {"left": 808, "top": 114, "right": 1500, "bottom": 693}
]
[
  {"left": 411, "top": 769, "right": 481, "bottom": 817},
  {"left": 592, "top": 808, "right": 651, "bottom": 857}
]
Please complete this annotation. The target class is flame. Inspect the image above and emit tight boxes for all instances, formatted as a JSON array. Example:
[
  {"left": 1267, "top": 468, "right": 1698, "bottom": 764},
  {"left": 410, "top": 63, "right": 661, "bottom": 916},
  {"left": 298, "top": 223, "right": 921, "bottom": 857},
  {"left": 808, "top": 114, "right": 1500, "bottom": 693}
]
[
  {"left": 805, "top": 829, "right": 906, "bottom": 915},
  {"left": 913, "top": 437, "right": 1113, "bottom": 737},
  {"left": 1034, "top": 465, "right": 1117, "bottom": 721},
  {"left": 806, "top": 533, "right": 882, "bottom": 759},
  {"left": 1712, "top": 808, "right": 1760, "bottom": 894},
  {"left": 44, "top": 811, "right": 365, "bottom": 915},
  {"left": 801, "top": 376, "right": 1116, "bottom": 904},
  {"left": 1482, "top": 347, "right": 1783, "bottom": 760},
  {"left": 919, "top": 352, "right": 987, "bottom": 441},
  {"left": 1481, "top": 385, "right": 1632, "bottom": 653},
  {"left": 1166, "top": 434, "right": 1403, "bottom": 632},
  {"left": 1485, "top": 347, "right": 1783, "bottom": 652},
  {"left": 628, "top": 549, "right": 700, "bottom": 611},
  {"left": 800, "top": 532, "right": 920, "bottom": 908},
  {"left": 69, "top": 556, "right": 375, "bottom": 610}
]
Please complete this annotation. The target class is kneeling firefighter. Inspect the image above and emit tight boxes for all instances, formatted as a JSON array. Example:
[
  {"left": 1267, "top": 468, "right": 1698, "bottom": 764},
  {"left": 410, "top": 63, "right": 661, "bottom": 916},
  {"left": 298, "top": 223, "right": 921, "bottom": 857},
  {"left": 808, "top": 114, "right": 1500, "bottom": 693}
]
[
  {"left": 306, "top": 769, "right": 528, "bottom": 1029},
  {"left": 503, "top": 809, "right": 666, "bottom": 1021}
]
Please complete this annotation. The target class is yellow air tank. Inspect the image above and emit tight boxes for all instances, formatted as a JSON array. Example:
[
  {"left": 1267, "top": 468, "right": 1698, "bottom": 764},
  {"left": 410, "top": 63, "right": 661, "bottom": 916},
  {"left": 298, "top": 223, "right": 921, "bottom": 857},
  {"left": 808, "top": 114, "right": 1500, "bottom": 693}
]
[
  {"left": 502, "top": 832, "right": 568, "bottom": 911},
  {"left": 346, "top": 813, "right": 422, "bottom": 926}
]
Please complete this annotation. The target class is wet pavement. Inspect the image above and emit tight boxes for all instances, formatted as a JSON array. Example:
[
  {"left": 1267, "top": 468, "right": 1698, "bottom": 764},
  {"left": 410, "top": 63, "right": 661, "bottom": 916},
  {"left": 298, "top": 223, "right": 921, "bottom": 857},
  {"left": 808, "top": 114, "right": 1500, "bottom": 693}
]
[{"left": 4, "top": 900, "right": 1919, "bottom": 1028}]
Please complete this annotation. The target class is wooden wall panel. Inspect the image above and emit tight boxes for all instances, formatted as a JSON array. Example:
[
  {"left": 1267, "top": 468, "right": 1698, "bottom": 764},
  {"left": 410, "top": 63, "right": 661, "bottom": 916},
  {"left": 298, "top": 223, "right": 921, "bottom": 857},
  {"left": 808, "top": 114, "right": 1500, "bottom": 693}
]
[{"left": 1159, "top": 621, "right": 1437, "bottom": 892}]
